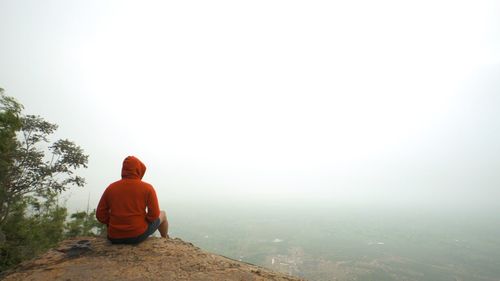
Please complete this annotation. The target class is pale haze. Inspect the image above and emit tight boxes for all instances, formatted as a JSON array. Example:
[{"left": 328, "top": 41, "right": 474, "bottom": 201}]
[{"left": 1, "top": 0, "right": 499, "bottom": 212}]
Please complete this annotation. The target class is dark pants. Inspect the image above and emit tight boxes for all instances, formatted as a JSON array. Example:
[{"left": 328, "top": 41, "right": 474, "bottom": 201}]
[{"left": 108, "top": 218, "right": 161, "bottom": 244}]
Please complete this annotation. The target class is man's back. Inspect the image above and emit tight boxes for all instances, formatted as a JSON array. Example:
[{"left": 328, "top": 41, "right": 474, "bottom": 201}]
[{"left": 96, "top": 156, "right": 160, "bottom": 239}]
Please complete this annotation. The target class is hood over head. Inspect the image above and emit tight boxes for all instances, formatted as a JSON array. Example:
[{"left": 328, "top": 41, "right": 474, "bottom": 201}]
[{"left": 121, "top": 156, "right": 146, "bottom": 179}]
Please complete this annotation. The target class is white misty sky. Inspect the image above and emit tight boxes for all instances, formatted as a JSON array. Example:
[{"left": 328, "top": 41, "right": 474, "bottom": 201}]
[{"left": 0, "top": 0, "right": 499, "bottom": 210}]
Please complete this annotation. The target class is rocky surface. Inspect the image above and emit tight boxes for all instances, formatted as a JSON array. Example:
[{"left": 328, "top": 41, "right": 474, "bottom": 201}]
[{"left": 2, "top": 236, "right": 306, "bottom": 281}]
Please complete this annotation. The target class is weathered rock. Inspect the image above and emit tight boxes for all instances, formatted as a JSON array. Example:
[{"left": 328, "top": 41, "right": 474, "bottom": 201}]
[{"left": 2, "top": 237, "right": 306, "bottom": 281}]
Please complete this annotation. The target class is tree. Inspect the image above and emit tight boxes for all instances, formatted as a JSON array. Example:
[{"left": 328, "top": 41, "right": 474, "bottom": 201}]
[
  {"left": 0, "top": 95, "right": 88, "bottom": 225},
  {"left": 0, "top": 89, "right": 89, "bottom": 271},
  {"left": 0, "top": 88, "right": 23, "bottom": 225}
]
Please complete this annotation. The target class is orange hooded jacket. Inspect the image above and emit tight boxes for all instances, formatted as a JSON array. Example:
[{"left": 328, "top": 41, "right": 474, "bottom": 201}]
[{"left": 96, "top": 156, "right": 160, "bottom": 239}]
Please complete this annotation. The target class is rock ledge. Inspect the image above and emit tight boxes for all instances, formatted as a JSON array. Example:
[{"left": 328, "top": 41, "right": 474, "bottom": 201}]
[{"left": 2, "top": 236, "right": 305, "bottom": 281}]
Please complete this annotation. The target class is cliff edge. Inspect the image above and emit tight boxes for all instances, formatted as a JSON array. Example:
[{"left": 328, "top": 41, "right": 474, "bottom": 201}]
[{"left": 2, "top": 236, "right": 305, "bottom": 281}]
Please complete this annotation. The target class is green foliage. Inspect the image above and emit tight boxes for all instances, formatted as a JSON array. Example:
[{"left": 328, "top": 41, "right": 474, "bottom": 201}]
[
  {"left": 65, "top": 209, "right": 104, "bottom": 238},
  {"left": 3, "top": 114, "right": 88, "bottom": 221},
  {"left": 0, "top": 88, "right": 23, "bottom": 221},
  {"left": 0, "top": 192, "right": 67, "bottom": 271},
  {"left": 0, "top": 92, "right": 88, "bottom": 223},
  {"left": 0, "top": 88, "right": 91, "bottom": 271}
]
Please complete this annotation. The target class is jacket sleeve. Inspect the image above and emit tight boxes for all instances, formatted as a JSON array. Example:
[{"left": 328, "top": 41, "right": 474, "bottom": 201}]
[
  {"left": 96, "top": 189, "right": 110, "bottom": 225},
  {"left": 146, "top": 186, "right": 160, "bottom": 222}
]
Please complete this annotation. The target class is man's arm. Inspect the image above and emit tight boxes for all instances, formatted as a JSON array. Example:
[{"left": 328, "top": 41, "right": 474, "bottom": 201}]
[
  {"left": 96, "top": 190, "right": 110, "bottom": 225},
  {"left": 146, "top": 186, "right": 160, "bottom": 222}
]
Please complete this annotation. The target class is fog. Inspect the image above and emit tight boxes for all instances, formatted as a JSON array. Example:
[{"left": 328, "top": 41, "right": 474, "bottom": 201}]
[{"left": 1, "top": 0, "right": 499, "bottom": 212}]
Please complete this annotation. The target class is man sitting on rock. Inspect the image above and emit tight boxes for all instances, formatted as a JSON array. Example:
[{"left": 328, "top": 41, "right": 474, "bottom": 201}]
[{"left": 96, "top": 156, "right": 169, "bottom": 244}]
